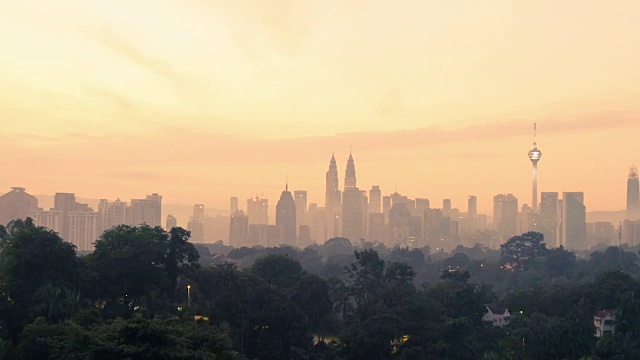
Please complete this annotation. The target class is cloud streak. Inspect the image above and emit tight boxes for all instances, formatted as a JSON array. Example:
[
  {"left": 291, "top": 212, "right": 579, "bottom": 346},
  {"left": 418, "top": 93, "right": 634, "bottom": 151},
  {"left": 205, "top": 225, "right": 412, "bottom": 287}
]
[
  {"left": 88, "top": 27, "right": 195, "bottom": 92},
  {"left": 9, "top": 113, "right": 637, "bottom": 165}
]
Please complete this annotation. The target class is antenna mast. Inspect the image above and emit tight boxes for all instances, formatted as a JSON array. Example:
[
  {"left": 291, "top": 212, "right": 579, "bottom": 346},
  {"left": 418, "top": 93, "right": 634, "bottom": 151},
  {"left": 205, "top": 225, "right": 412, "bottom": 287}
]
[{"left": 619, "top": 222, "right": 623, "bottom": 265}]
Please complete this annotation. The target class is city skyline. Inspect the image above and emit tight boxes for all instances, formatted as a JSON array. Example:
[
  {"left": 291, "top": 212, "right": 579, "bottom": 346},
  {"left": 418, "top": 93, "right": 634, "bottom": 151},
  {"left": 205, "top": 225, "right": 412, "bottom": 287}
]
[
  {"left": 2, "top": 143, "right": 637, "bottom": 219},
  {"left": 2, "top": 149, "right": 639, "bottom": 250},
  {"left": 2, "top": 1, "right": 640, "bottom": 216}
]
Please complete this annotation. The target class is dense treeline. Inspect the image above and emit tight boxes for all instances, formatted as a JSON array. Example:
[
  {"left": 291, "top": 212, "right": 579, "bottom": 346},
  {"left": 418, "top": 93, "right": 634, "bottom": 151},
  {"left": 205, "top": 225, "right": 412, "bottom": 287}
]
[{"left": 1, "top": 220, "right": 640, "bottom": 359}]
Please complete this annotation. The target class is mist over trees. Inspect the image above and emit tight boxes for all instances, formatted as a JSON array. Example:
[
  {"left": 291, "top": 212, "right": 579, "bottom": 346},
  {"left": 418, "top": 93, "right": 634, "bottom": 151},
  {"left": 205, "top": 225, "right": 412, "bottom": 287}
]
[{"left": 1, "top": 220, "right": 640, "bottom": 359}]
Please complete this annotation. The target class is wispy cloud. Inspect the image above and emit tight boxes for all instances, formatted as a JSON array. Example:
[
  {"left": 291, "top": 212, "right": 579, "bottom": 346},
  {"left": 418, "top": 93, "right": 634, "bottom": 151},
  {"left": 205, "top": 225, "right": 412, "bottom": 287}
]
[
  {"left": 83, "top": 85, "right": 137, "bottom": 113},
  {"left": 87, "top": 27, "right": 197, "bottom": 93},
  {"left": 7, "top": 113, "right": 639, "bottom": 164}
]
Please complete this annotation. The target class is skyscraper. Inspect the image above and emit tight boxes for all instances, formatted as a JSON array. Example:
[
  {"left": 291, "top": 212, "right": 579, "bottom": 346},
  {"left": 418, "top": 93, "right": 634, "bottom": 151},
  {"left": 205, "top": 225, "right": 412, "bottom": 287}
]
[
  {"left": 294, "top": 190, "right": 308, "bottom": 231},
  {"left": 229, "top": 210, "right": 248, "bottom": 247},
  {"left": 561, "top": 192, "right": 586, "bottom": 250},
  {"left": 247, "top": 196, "right": 269, "bottom": 225},
  {"left": 276, "top": 183, "right": 297, "bottom": 246},
  {"left": 325, "top": 153, "right": 341, "bottom": 209},
  {"left": 188, "top": 204, "right": 205, "bottom": 242},
  {"left": 342, "top": 188, "right": 364, "bottom": 241},
  {"left": 443, "top": 199, "right": 452, "bottom": 218},
  {"left": 528, "top": 123, "right": 542, "bottom": 212},
  {"left": 369, "top": 186, "right": 382, "bottom": 214},
  {"left": 467, "top": 196, "right": 477, "bottom": 232},
  {"left": 230, "top": 197, "right": 239, "bottom": 215},
  {"left": 325, "top": 154, "right": 342, "bottom": 239},
  {"left": 342, "top": 153, "right": 364, "bottom": 241},
  {"left": 493, "top": 194, "right": 518, "bottom": 243},
  {"left": 540, "top": 192, "right": 559, "bottom": 247},
  {"left": 627, "top": 165, "right": 640, "bottom": 220},
  {"left": 344, "top": 152, "right": 356, "bottom": 190}
]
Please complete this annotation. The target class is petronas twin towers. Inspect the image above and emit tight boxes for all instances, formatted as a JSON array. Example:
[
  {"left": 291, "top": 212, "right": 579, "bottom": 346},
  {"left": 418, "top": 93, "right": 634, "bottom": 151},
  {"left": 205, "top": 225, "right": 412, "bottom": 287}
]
[{"left": 325, "top": 152, "right": 365, "bottom": 241}]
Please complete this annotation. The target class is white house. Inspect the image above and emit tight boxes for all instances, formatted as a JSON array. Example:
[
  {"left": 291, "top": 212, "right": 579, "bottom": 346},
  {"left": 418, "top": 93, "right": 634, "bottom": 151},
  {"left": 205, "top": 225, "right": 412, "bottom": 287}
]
[
  {"left": 483, "top": 304, "right": 511, "bottom": 327},
  {"left": 594, "top": 309, "right": 616, "bottom": 337}
]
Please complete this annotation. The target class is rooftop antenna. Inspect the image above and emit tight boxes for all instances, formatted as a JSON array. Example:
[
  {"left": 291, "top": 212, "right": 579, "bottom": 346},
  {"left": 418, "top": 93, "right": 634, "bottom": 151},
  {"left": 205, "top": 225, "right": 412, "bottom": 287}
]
[
  {"left": 533, "top": 122, "right": 537, "bottom": 146},
  {"left": 619, "top": 222, "right": 623, "bottom": 265}
]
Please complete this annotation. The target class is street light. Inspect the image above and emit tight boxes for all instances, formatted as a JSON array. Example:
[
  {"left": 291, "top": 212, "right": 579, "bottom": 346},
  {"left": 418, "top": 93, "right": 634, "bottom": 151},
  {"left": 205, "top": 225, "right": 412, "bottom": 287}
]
[{"left": 187, "top": 285, "right": 191, "bottom": 307}]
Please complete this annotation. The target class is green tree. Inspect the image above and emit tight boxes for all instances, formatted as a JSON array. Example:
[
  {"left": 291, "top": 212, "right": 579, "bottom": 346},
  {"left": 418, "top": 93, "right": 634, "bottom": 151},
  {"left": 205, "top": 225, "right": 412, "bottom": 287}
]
[
  {"left": 193, "top": 264, "right": 312, "bottom": 359},
  {"left": 15, "top": 316, "right": 241, "bottom": 360},
  {"left": 250, "top": 253, "right": 304, "bottom": 289},
  {"left": 292, "top": 274, "right": 333, "bottom": 342},
  {"left": 86, "top": 225, "right": 199, "bottom": 316},
  {"left": 0, "top": 218, "right": 81, "bottom": 343},
  {"left": 500, "top": 232, "right": 548, "bottom": 271}
]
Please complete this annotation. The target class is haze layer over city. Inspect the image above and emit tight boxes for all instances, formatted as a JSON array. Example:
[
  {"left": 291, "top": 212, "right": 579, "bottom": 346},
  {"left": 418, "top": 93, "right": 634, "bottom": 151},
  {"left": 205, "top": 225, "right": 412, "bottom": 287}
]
[{"left": 2, "top": 1, "right": 640, "bottom": 251}]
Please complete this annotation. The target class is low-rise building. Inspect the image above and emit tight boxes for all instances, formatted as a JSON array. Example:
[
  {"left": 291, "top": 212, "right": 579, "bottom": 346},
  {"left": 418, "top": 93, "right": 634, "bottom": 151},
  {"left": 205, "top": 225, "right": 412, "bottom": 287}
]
[
  {"left": 594, "top": 309, "right": 616, "bottom": 337},
  {"left": 482, "top": 304, "right": 511, "bottom": 327}
]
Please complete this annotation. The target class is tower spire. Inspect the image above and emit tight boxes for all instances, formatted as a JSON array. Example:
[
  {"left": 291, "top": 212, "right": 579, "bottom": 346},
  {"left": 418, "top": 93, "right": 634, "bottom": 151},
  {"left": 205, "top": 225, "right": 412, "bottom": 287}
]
[{"left": 528, "top": 123, "right": 542, "bottom": 213}]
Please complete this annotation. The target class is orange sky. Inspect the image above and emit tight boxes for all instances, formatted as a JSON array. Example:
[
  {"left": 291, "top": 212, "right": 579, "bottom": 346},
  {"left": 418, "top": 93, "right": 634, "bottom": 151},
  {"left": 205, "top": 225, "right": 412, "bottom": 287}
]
[{"left": 1, "top": 1, "right": 639, "bottom": 221}]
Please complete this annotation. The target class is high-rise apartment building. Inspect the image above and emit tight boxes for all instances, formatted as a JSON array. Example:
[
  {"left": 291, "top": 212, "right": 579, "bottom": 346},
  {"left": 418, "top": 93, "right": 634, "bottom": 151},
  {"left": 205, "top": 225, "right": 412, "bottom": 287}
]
[
  {"left": 67, "top": 210, "right": 98, "bottom": 251},
  {"left": 561, "top": 192, "right": 586, "bottom": 250},
  {"left": 627, "top": 165, "right": 639, "bottom": 220},
  {"left": 0, "top": 187, "right": 38, "bottom": 225},
  {"left": 97, "top": 198, "right": 127, "bottom": 234},
  {"left": 54, "top": 192, "right": 77, "bottom": 240},
  {"left": 129, "top": 194, "right": 162, "bottom": 227},
  {"left": 247, "top": 196, "right": 269, "bottom": 225},
  {"left": 276, "top": 184, "right": 297, "bottom": 246},
  {"left": 32, "top": 193, "right": 97, "bottom": 251}
]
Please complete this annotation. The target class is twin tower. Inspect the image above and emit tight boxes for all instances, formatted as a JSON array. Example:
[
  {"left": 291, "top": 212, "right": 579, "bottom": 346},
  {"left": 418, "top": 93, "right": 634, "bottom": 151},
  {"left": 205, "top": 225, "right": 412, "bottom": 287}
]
[
  {"left": 325, "top": 152, "right": 365, "bottom": 240},
  {"left": 275, "top": 152, "right": 362, "bottom": 246}
]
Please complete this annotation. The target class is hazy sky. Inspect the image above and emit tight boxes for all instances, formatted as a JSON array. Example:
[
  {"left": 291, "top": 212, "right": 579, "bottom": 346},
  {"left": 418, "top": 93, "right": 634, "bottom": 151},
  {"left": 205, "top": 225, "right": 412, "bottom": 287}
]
[{"left": 1, "top": 1, "right": 639, "bottom": 219}]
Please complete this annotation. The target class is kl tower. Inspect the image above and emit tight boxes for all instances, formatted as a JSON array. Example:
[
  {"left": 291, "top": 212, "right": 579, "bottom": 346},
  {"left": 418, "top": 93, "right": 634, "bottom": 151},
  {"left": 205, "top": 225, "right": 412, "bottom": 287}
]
[{"left": 528, "top": 123, "right": 542, "bottom": 212}]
